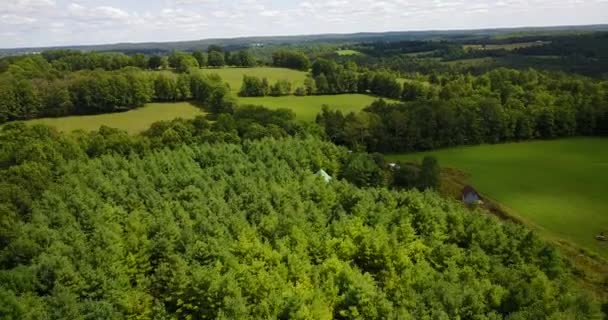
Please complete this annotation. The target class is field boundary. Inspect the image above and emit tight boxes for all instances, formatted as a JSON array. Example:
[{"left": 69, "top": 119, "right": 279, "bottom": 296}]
[{"left": 440, "top": 166, "right": 608, "bottom": 301}]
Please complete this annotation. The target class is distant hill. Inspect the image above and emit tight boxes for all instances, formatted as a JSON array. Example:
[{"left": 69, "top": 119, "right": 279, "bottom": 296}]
[{"left": 2, "top": 24, "right": 608, "bottom": 55}]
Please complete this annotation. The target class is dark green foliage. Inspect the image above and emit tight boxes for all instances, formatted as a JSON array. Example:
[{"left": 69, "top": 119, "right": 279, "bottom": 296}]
[
  {"left": 318, "top": 68, "right": 608, "bottom": 153},
  {"left": 239, "top": 75, "right": 269, "bottom": 97},
  {"left": 207, "top": 51, "right": 226, "bottom": 67},
  {"left": 0, "top": 122, "right": 601, "bottom": 318},
  {"left": 341, "top": 153, "right": 385, "bottom": 187},
  {"left": 418, "top": 156, "right": 440, "bottom": 190},
  {"left": 231, "top": 50, "right": 257, "bottom": 67},
  {"left": 192, "top": 50, "right": 207, "bottom": 67},
  {"left": 169, "top": 52, "right": 199, "bottom": 73},
  {"left": 393, "top": 164, "right": 419, "bottom": 189},
  {"left": 148, "top": 55, "right": 163, "bottom": 69},
  {"left": 272, "top": 49, "right": 311, "bottom": 71}
]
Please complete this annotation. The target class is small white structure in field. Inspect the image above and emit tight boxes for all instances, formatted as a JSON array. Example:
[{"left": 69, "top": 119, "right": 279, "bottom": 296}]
[{"left": 316, "top": 169, "right": 333, "bottom": 183}]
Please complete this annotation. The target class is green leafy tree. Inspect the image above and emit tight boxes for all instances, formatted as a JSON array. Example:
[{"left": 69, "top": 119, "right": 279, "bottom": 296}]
[
  {"left": 208, "top": 51, "right": 226, "bottom": 68},
  {"left": 418, "top": 156, "right": 440, "bottom": 190}
]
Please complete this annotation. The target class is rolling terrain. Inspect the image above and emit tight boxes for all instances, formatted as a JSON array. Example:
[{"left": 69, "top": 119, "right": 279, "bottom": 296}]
[
  {"left": 388, "top": 138, "right": 608, "bottom": 257},
  {"left": 25, "top": 102, "right": 205, "bottom": 134},
  {"left": 198, "top": 67, "right": 308, "bottom": 94}
]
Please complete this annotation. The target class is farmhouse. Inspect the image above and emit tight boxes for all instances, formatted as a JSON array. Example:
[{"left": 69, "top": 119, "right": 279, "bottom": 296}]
[{"left": 461, "top": 185, "right": 482, "bottom": 205}]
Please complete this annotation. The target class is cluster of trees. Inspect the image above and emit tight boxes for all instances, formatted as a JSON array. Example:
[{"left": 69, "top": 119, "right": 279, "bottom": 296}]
[
  {"left": 310, "top": 59, "right": 402, "bottom": 98},
  {"left": 167, "top": 48, "right": 256, "bottom": 71},
  {"left": 392, "top": 156, "right": 441, "bottom": 191},
  {"left": 0, "top": 68, "right": 237, "bottom": 122},
  {"left": 238, "top": 75, "right": 293, "bottom": 97},
  {"left": 272, "top": 49, "right": 311, "bottom": 71},
  {"left": 0, "top": 47, "right": 257, "bottom": 76},
  {"left": 0, "top": 120, "right": 602, "bottom": 319},
  {"left": 317, "top": 68, "right": 608, "bottom": 152}
]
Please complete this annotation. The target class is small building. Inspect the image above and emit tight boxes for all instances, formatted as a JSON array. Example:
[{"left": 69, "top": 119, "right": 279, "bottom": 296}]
[
  {"left": 316, "top": 169, "right": 333, "bottom": 183},
  {"left": 388, "top": 163, "right": 401, "bottom": 171},
  {"left": 461, "top": 185, "right": 482, "bottom": 205}
]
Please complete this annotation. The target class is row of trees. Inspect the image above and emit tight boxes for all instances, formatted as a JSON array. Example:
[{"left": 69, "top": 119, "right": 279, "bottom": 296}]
[
  {"left": 238, "top": 76, "right": 294, "bottom": 97},
  {"left": 1, "top": 47, "right": 258, "bottom": 75},
  {"left": 311, "top": 59, "right": 403, "bottom": 98},
  {"left": 272, "top": 49, "right": 311, "bottom": 71},
  {"left": 0, "top": 69, "right": 236, "bottom": 122},
  {"left": 317, "top": 68, "right": 608, "bottom": 152},
  {"left": 0, "top": 119, "right": 601, "bottom": 319}
]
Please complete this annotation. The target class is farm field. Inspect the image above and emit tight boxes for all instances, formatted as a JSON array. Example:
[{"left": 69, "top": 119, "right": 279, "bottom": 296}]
[
  {"left": 336, "top": 49, "right": 363, "bottom": 56},
  {"left": 198, "top": 67, "right": 308, "bottom": 93},
  {"left": 238, "top": 94, "right": 388, "bottom": 121},
  {"left": 25, "top": 102, "right": 205, "bottom": 134},
  {"left": 387, "top": 138, "right": 608, "bottom": 257}
]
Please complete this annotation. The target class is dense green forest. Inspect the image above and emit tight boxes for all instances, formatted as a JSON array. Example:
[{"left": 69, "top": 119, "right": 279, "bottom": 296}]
[
  {"left": 317, "top": 68, "right": 608, "bottom": 152},
  {"left": 0, "top": 120, "right": 603, "bottom": 319},
  {"left": 2, "top": 30, "right": 608, "bottom": 318}
]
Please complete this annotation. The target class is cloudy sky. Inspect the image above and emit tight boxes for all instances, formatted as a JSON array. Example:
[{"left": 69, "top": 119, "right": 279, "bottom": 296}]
[{"left": 1, "top": 0, "right": 607, "bottom": 48}]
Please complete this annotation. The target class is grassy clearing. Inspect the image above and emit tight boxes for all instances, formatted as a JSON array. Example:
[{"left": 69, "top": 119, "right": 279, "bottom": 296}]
[
  {"left": 387, "top": 138, "right": 608, "bottom": 258},
  {"left": 238, "top": 94, "right": 389, "bottom": 122},
  {"left": 25, "top": 102, "right": 205, "bottom": 134},
  {"left": 336, "top": 49, "right": 363, "bottom": 56},
  {"left": 198, "top": 67, "right": 308, "bottom": 93}
]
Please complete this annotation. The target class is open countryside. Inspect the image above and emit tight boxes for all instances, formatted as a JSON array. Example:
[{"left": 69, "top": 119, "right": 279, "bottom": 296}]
[
  {"left": 388, "top": 138, "right": 608, "bottom": 257},
  {"left": 26, "top": 102, "right": 205, "bottom": 134},
  {"left": 2, "top": 4, "right": 608, "bottom": 316},
  {"left": 239, "top": 94, "right": 389, "bottom": 121},
  {"left": 199, "top": 67, "right": 307, "bottom": 93}
]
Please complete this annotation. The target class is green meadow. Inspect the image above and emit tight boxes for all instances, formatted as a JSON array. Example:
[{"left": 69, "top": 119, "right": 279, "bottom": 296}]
[
  {"left": 238, "top": 94, "right": 387, "bottom": 122},
  {"left": 336, "top": 49, "right": 363, "bottom": 56},
  {"left": 387, "top": 138, "right": 608, "bottom": 257},
  {"left": 25, "top": 102, "right": 205, "bottom": 134},
  {"left": 198, "top": 67, "right": 308, "bottom": 93}
]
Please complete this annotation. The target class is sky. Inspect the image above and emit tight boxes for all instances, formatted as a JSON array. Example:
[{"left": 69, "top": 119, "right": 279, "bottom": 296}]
[{"left": 1, "top": 0, "right": 607, "bottom": 48}]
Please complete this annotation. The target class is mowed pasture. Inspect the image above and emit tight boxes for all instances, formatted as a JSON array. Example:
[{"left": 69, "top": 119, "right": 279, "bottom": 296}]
[
  {"left": 336, "top": 49, "right": 363, "bottom": 56},
  {"left": 198, "top": 67, "right": 308, "bottom": 93},
  {"left": 25, "top": 102, "right": 205, "bottom": 134},
  {"left": 238, "top": 94, "right": 389, "bottom": 122},
  {"left": 387, "top": 138, "right": 608, "bottom": 257}
]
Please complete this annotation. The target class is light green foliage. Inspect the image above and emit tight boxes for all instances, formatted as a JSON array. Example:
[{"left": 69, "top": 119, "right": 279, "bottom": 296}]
[
  {"left": 336, "top": 49, "right": 363, "bottom": 56},
  {"left": 0, "top": 124, "right": 600, "bottom": 318},
  {"left": 388, "top": 138, "right": 608, "bottom": 257}
]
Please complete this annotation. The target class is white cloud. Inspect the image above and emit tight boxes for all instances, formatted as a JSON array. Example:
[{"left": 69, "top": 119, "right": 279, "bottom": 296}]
[
  {"left": 1, "top": 14, "right": 36, "bottom": 25},
  {"left": 1, "top": 0, "right": 607, "bottom": 48}
]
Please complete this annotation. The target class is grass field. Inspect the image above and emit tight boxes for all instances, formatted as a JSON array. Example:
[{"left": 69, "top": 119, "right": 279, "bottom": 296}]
[
  {"left": 26, "top": 102, "right": 205, "bottom": 134},
  {"left": 336, "top": 49, "right": 362, "bottom": 56},
  {"left": 238, "top": 94, "right": 387, "bottom": 122},
  {"left": 387, "top": 138, "right": 608, "bottom": 257},
  {"left": 198, "top": 67, "right": 308, "bottom": 93}
]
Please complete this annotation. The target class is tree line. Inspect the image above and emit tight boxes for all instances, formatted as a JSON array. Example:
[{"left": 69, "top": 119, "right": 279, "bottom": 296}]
[
  {"left": 0, "top": 117, "right": 602, "bottom": 319},
  {"left": 238, "top": 76, "right": 294, "bottom": 97},
  {"left": 0, "top": 67, "right": 240, "bottom": 122},
  {"left": 317, "top": 68, "right": 608, "bottom": 153}
]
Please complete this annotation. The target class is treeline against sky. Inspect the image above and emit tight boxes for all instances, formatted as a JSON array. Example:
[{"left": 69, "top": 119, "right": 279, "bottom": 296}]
[{"left": 0, "top": 119, "right": 603, "bottom": 318}]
